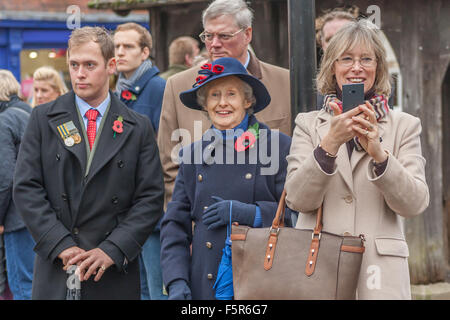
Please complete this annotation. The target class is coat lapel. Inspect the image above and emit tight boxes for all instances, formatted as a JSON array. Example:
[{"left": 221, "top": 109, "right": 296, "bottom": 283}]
[
  {"left": 85, "top": 93, "right": 135, "bottom": 185},
  {"left": 316, "top": 111, "right": 354, "bottom": 193},
  {"left": 47, "top": 92, "right": 87, "bottom": 173}
]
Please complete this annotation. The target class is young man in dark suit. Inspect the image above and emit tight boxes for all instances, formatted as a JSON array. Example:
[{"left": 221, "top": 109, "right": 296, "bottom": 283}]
[{"left": 13, "top": 26, "right": 164, "bottom": 299}]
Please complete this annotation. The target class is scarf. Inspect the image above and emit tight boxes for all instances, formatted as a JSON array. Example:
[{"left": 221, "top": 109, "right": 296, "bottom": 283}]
[
  {"left": 115, "top": 59, "right": 153, "bottom": 94},
  {"left": 212, "top": 113, "right": 249, "bottom": 140},
  {"left": 322, "top": 91, "right": 389, "bottom": 151}
]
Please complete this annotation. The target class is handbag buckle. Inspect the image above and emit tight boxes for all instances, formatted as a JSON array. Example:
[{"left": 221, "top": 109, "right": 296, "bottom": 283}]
[
  {"left": 269, "top": 227, "right": 280, "bottom": 235},
  {"left": 312, "top": 232, "right": 321, "bottom": 240}
]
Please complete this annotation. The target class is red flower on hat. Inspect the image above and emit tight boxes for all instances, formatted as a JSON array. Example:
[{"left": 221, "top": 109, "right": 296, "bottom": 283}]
[
  {"left": 201, "top": 63, "right": 212, "bottom": 70},
  {"left": 195, "top": 75, "right": 208, "bottom": 86},
  {"left": 212, "top": 65, "right": 224, "bottom": 74}
]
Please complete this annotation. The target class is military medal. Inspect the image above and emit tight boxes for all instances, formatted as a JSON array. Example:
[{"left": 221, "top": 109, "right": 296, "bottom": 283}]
[
  {"left": 64, "top": 136, "right": 75, "bottom": 147},
  {"left": 57, "top": 121, "right": 82, "bottom": 147},
  {"left": 72, "top": 133, "right": 82, "bottom": 144}
]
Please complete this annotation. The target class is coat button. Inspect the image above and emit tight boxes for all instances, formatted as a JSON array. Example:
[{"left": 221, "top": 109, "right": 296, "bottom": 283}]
[
  {"left": 207, "top": 273, "right": 213, "bottom": 280},
  {"left": 135, "top": 86, "right": 140, "bottom": 91},
  {"left": 206, "top": 242, "right": 212, "bottom": 249},
  {"left": 117, "top": 160, "right": 124, "bottom": 168},
  {"left": 73, "top": 227, "right": 79, "bottom": 235},
  {"left": 112, "top": 196, "right": 119, "bottom": 204},
  {"left": 344, "top": 195, "right": 353, "bottom": 203},
  {"left": 245, "top": 173, "right": 252, "bottom": 180},
  {"left": 56, "top": 154, "right": 61, "bottom": 161},
  {"left": 61, "top": 193, "right": 68, "bottom": 201},
  {"left": 203, "top": 206, "right": 208, "bottom": 211},
  {"left": 198, "top": 174, "right": 203, "bottom": 182}
]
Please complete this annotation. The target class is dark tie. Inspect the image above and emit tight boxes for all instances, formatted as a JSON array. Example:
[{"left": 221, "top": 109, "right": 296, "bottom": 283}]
[{"left": 85, "top": 109, "right": 99, "bottom": 150}]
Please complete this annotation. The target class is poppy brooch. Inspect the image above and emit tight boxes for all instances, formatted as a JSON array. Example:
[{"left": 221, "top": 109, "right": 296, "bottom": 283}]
[
  {"left": 121, "top": 90, "right": 137, "bottom": 101},
  {"left": 112, "top": 115, "right": 124, "bottom": 138},
  {"left": 235, "top": 123, "right": 259, "bottom": 152}
]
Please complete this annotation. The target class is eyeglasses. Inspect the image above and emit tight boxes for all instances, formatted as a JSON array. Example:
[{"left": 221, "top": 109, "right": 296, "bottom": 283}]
[
  {"left": 199, "top": 28, "right": 245, "bottom": 43},
  {"left": 336, "top": 56, "right": 377, "bottom": 68}
]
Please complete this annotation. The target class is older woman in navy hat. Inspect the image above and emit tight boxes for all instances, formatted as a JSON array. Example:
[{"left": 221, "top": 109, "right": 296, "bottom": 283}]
[{"left": 160, "top": 57, "right": 294, "bottom": 300}]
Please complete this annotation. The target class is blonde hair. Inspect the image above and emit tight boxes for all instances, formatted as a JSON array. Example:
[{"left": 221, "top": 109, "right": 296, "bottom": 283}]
[
  {"left": 31, "top": 66, "right": 68, "bottom": 107},
  {"left": 0, "top": 69, "right": 21, "bottom": 101},
  {"left": 316, "top": 19, "right": 391, "bottom": 96}
]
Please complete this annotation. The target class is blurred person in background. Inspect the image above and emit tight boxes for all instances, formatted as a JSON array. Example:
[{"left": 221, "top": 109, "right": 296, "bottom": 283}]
[
  {"left": 160, "top": 36, "right": 200, "bottom": 80},
  {"left": 31, "top": 66, "right": 68, "bottom": 108},
  {"left": 0, "top": 69, "right": 34, "bottom": 300},
  {"left": 114, "top": 22, "right": 167, "bottom": 300}
]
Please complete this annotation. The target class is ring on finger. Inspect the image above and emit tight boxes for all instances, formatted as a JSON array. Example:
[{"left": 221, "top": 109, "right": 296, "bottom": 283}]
[
  {"left": 364, "top": 130, "right": 369, "bottom": 137},
  {"left": 101, "top": 265, "right": 106, "bottom": 271}
]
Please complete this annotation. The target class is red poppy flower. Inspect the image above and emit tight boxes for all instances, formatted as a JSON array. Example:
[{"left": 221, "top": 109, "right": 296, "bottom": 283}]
[
  {"left": 112, "top": 120, "right": 123, "bottom": 134},
  {"left": 235, "top": 131, "right": 257, "bottom": 152},
  {"left": 212, "top": 64, "right": 224, "bottom": 74},
  {"left": 195, "top": 75, "right": 208, "bottom": 85},
  {"left": 201, "top": 63, "right": 212, "bottom": 70},
  {"left": 121, "top": 90, "right": 132, "bottom": 101}
]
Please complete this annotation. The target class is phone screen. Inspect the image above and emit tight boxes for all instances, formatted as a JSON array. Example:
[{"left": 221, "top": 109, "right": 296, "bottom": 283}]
[{"left": 342, "top": 83, "right": 364, "bottom": 112}]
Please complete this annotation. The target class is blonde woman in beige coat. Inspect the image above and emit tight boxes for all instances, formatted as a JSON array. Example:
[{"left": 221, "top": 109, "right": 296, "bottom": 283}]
[{"left": 285, "top": 20, "right": 429, "bottom": 299}]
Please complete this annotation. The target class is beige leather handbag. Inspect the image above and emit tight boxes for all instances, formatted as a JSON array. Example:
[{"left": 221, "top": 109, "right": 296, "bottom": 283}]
[{"left": 231, "top": 190, "right": 365, "bottom": 300}]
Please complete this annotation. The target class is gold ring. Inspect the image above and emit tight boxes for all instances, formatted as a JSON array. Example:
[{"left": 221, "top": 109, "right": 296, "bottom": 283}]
[{"left": 101, "top": 265, "right": 106, "bottom": 271}]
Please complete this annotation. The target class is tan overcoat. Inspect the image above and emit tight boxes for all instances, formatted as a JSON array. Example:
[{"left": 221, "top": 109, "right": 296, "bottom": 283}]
[
  {"left": 285, "top": 109, "right": 429, "bottom": 299},
  {"left": 157, "top": 52, "right": 291, "bottom": 208}
]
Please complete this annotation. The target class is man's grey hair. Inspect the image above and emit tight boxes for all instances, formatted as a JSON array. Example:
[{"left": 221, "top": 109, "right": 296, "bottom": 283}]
[{"left": 202, "top": 0, "right": 253, "bottom": 29}]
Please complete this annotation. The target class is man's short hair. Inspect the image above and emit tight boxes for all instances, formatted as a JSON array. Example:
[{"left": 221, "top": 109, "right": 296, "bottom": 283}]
[
  {"left": 115, "top": 22, "right": 153, "bottom": 53},
  {"left": 68, "top": 26, "right": 115, "bottom": 65},
  {"left": 168, "top": 36, "right": 199, "bottom": 65},
  {"left": 316, "top": 8, "right": 358, "bottom": 46},
  {"left": 202, "top": 0, "right": 253, "bottom": 29}
]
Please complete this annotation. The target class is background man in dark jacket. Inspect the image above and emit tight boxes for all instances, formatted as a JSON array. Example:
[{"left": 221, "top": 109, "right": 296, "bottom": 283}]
[
  {"left": 13, "top": 26, "right": 164, "bottom": 300},
  {"left": 113, "top": 22, "right": 166, "bottom": 300},
  {"left": 0, "top": 70, "right": 33, "bottom": 299}
]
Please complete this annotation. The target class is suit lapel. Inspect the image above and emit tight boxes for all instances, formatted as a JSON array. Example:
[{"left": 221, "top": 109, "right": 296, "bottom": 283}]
[
  {"left": 316, "top": 112, "right": 354, "bottom": 194},
  {"left": 47, "top": 92, "right": 87, "bottom": 173},
  {"left": 85, "top": 93, "right": 135, "bottom": 185}
]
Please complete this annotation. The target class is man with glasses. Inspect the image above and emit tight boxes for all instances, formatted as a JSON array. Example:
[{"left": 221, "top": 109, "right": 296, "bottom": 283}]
[{"left": 157, "top": 0, "right": 291, "bottom": 211}]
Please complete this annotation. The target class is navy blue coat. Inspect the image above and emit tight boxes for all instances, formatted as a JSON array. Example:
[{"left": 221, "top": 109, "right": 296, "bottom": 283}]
[
  {"left": 160, "top": 115, "right": 294, "bottom": 300},
  {"left": 118, "top": 65, "right": 166, "bottom": 132}
]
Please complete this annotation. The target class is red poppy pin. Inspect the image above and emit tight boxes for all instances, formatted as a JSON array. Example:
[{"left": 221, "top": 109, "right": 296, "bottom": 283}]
[
  {"left": 112, "top": 115, "right": 123, "bottom": 138},
  {"left": 121, "top": 90, "right": 136, "bottom": 101},
  {"left": 235, "top": 123, "right": 259, "bottom": 152}
]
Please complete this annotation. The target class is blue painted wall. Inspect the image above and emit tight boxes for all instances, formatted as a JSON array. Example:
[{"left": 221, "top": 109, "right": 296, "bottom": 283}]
[{"left": 0, "top": 19, "right": 147, "bottom": 82}]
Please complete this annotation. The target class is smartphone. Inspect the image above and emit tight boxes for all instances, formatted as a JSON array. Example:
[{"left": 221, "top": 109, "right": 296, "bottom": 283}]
[{"left": 342, "top": 83, "right": 364, "bottom": 112}]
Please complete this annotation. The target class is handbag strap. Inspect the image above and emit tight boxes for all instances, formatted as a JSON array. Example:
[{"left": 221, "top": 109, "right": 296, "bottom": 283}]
[
  {"left": 270, "top": 190, "right": 323, "bottom": 233},
  {"left": 264, "top": 190, "right": 324, "bottom": 273}
]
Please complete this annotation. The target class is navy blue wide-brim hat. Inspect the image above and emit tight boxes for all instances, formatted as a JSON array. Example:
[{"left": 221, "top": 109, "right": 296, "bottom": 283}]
[{"left": 179, "top": 57, "right": 271, "bottom": 113}]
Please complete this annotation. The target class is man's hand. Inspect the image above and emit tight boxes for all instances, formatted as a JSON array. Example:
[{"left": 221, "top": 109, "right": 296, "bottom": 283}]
[
  {"left": 67, "top": 248, "right": 114, "bottom": 282},
  {"left": 58, "top": 246, "right": 86, "bottom": 267}
]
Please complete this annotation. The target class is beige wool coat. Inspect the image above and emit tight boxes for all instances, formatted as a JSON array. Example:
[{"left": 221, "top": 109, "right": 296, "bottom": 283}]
[
  {"left": 157, "top": 52, "right": 291, "bottom": 208},
  {"left": 285, "top": 109, "right": 429, "bottom": 299}
]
